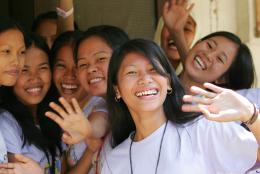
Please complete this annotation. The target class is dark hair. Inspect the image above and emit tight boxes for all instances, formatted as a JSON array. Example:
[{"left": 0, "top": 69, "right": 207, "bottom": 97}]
[
  {"left": 200, "top": 31, "right": 256, "bottom": 90},
  {"left": 51, "top": 30, "right": 82, "bottom": 69},
  {"left": 107, "top": 39, "right": 199, "bottom": 147},
  {"left": 0, "top": 17, "right": 27, "bottom": 46},
  {"left": 0, "top": 34, "right": 61, "bottom": 174},
  {"left": 74, "top": 25, "right": 129, "bottom": 63},
  {"left": 31, "top": 11, "right": 79, "bottom": 32}
]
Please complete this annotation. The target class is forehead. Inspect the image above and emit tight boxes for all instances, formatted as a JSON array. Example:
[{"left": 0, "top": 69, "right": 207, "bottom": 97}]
[
  {"left": 25, "top": 46, "right": 49, "bottom": 65},
  {"left": 78, "top": 36, "right": 112, "bottom": 57},
  {"left": 0, "top": 29, "right": 24, "bottom": 45},
  {"left": 187, "top": 15, "right": 196, "bottom": 27},
  {"left": 120, "top": 52, "right": 155, "bottom": 69}
]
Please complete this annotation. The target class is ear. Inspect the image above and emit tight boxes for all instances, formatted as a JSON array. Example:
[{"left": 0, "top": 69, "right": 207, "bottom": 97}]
[
  {"left": 113, "top": 85, "right": 121, "bottom": 99},
  {"left": 167, "top": 77, "right": 172, "bottom": 90}
]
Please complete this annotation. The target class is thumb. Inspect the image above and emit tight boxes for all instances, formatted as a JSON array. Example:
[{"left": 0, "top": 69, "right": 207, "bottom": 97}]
[{"left": 13, "top": 154, "right": 31, "bottom": 163}]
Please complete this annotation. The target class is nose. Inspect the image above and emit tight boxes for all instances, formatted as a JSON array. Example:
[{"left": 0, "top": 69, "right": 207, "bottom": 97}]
[
  {"left": 138, "top": 72, "right": 153, "bottom": 85},
  {"left": 87, "top": 64, "right": 98, "bottom": 74},
  {"left": 28, "top": 70, "right": 41, "bottom": 83},
  {"left": 64, "top": 68, "right": 77, "bottom": 80},
  {"left": 205, "top": 51, "right": 217, "bottom": 63}
]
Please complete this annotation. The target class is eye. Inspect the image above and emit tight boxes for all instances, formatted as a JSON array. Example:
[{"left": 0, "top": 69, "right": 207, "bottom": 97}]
[
  {"left": 19, "top": 49, "right": 26, "bottom": 55},
  {"left": 1, "top": 49, "right": 10, "bottom": 54},
  {"left": 40, "top": 65, "right": 50, "bottom": 71},
  {"left": 126, "top": 71, "right": 137, "bottom": 75},
  {"left": 21, "top": 68, "right": 28, "bottom": 73},
  {"left": 98, "top": 57, "right": 107, "bottom": 62},
  {"left": 149, "top": 67, "right": 156, "bottom": 72},
  {"left": 217, "top": 57, "right": 224, "bottom": 64},
  {"left": 207, "top": 42, "right": 213, "bottom": 49},
  {"left": 78, "top": 63, "right": 89, "bottom": 69},
  {"left": 55, "top": 63, "right": 65, "bottom": 68}
]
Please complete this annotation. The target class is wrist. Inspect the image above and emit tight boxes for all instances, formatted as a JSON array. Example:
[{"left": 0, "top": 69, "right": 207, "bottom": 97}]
[
  {"left": 242, "top": 103, "right": 259, "bottom": 126},
  {"left": 56, "top": 7, "right": 74, "bottom": 18}
]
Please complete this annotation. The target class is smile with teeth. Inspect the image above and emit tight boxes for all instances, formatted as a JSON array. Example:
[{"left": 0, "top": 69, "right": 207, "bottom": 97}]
[
  {"left": 194, "top": 56, "right": 206, "bottom": 70},
  {"left": 62, "top": 83, "right": 77, "bottom": 89},
  {"left": 135, "top": 89, "right": 158, "bottom": 97},
  {"left": 89, "top": 77, "right": 103, "bottom": 84},
  {"left": 26, "top": 87, "right": 42, "bottom": 95},
  {"left": 168, "top": 39, "right": 177, "bottom": 49}
]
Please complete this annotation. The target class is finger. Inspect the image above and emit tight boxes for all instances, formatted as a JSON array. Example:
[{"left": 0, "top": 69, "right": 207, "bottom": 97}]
[
  {"left": 62, "top": 133, "right": 74, "bottom": 145},
  {"left": 183, "top": 95, "right": 212, "bottom": 105},
  {"left": 163, "top": 0, "right": 170, "bottom": 15},
  {"left": 59, "top": 97, "right": 74, "bottom": 115},
  {"left": 45, "top": 111, "right": 65, "bottom": 128},
  {"left": 187, "top": 3, "right": 195, "bottom": 13},
  {"left": 201, "top": 108, "right": 239, "bottom": 122},
  {"left": 182, "top": 104, "right": 203, "bottom": 113},
  {"left": 71, "top": 98, "right": 82, "bottom": 114},
  {"left": 0, "top": 168, "right": 14, "bottom": 174},
  {"left": 13, "top": 154, "right": 32, "bottom": 163},
  {"left": 181, "top": 0, "right": 188, "bottom": 6},
  {"left": 49, "top": 101, "right": 68, "bottom": 119},
  {"left": 0, "top": 163, "right": 14, "bottom": 169},
  {"left": 190, "top": 86, "right": 217, "bottom": 98},
  {"left": 203, "top": 83, "right": 224, "bottom": 94}
]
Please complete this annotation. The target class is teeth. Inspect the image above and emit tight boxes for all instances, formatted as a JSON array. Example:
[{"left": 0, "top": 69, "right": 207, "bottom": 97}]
[
  {"left": 26, "top": 87, "right": 41, "bottom": 93},
  {"left": 89, "top": 78, "right": 102, "bottom": 84},
  {"left": 62, "top": 84, "right": 77, "bottom": 89},
  {"left": 168, "top": 40, "right": 174, "bottom": 44},
  {"left": 195, "top": 56, "right": 206, "bottom": 70},
  {"left": 136, "top": 89, "right": 158, "bottom": 97}
]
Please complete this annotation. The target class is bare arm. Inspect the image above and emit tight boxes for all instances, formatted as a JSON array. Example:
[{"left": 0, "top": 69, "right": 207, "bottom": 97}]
[
  {"left": 162, "top": 0, "right": 194, "bottom": 66},
  {"left": 57, "top": 0, "right": 75, "bottom": 34}
]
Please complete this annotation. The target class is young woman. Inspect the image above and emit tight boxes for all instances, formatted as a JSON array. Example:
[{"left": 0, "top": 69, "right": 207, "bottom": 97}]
[
  {"left": 0, "top": 34, "right": 63, "bottom": 174},
  {"left": 162, "top": 0, "right": 255, "bottom": 92},
  {"left": 46, "top": 25, "right": 129, "bottom": 174},
  {"left": 0, "top": 16, "right": 26, "bottom": 164},
  {"left": 102, "top": 39, "right": 259, "bottom": 173}
]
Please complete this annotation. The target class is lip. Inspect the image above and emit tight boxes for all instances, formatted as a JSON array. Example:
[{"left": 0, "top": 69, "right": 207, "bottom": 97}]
[
  {"left": 25, "top": 86, "right": 43, "bottom": 96},
  {"left": 88, "top": 76, "right": 105, "bottom": 85},
  {"left": 6, "top": 69, "right": 19, "bottom": 76}
]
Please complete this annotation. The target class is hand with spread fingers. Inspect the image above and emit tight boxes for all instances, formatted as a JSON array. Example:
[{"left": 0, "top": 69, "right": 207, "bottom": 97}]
[
  {"left": 45, "top": 97, "right": 92, "bottom": 144},
  {"left": 182, "top": 83, "right": 255, "bottom": 123},
  {"left": 0, "top": 154, "right": 43, "bottom": 174},
  {"left": 162, "top": 0, "right": 194, "bottom": 34}
]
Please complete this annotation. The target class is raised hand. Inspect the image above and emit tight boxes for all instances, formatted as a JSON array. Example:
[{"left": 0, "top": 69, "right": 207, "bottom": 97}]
[
  {"left": 0, "top": 154, "right": 43, "bottom": 174},
  {"left": 45, "top": 97, "right": 92, "bottom": 144},
  {"left": 182, "top": 83, "right": 255, "bottom": 123},
  {"left": 162, "top": 0, "right": 194, "bottom": 34}
]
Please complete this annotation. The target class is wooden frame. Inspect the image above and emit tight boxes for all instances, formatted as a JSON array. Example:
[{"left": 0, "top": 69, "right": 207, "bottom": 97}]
[{"left": 256, "top": 0, "right": 260, "bottom": 37}]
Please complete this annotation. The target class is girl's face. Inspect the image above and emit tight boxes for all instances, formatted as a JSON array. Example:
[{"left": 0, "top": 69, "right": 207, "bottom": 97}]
[
  {"left": 53, "top": 45, "right": 88, "bottom": 104},
  {"left": 36, "top": 19, "right": 57, "bottom": 48},
  {"left": 161, "top": 16, "right": 196, "bottom": 67},
  {"left": 77, "top": 36, "right": 112, "bottom": 98},
  {"left": 115, "top": 52, "right": 169, "bottom": 114},
  {"left": 184, "top": 36, "right": 238, "bottom": 83},
  {"left": 0, "top": 29, "right": 26, "bottom": 86},
  {"left": 14, "top": 46, "right": 51, "bottom": 106}
]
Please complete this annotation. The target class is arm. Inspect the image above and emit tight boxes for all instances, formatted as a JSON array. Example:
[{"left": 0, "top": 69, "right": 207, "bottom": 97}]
[
  {"left": 162, "top": 0, "right": 194, "bottom": 65},
  {"left": 68, "top": 138, "right": 102, "bottom": 174},
  {"left": 57, "top": 0, "right": 75, "bottom": 34},
  {"left": 182, "top": 83, "right": 260, "bottom": 145}
]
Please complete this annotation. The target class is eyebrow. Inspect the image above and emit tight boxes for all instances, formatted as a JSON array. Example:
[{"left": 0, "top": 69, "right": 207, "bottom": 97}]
[
  {"left": 77, "top": 50, "right": 111, "bottom": 61},
  {"left": 24, "top": 62, "right": 49, "bottom": 68}
]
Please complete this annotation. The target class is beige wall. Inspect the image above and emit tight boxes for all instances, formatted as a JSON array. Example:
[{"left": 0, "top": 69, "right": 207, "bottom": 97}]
[{"left": 34, "top": 0, "right": 156, "bottom": 39}]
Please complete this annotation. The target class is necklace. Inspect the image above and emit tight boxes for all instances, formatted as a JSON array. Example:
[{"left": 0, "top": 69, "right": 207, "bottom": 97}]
[{"left": 129, "top": 120, "right": 168, "bottom": 174}]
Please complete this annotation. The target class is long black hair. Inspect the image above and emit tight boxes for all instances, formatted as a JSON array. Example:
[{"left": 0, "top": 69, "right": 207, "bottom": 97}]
[
  {"left": 199, "top": 31, "right": 256, "bottom": 90},
  {"left": 0, "top": 33, "right": 62, "bottom": 174},
  {"left": 107, "top": 39, "right": 199, "bottom": 147}
]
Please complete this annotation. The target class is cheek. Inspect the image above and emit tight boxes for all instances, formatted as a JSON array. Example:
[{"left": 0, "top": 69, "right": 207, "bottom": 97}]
[{"left": 184, "top": 32, "right": 195, "bottom": 47}]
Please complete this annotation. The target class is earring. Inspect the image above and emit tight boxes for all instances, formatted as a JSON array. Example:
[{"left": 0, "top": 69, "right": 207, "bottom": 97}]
[
  {"left": 167, "top": 87, "right": 173, "bottom": 94},
  {"left": 115, "top": 96, "right": 121, "bottom": 102}
]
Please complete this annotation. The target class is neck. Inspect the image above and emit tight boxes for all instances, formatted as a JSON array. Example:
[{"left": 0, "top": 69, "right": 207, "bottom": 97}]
[
  {"left": 179, "top": 71, "right": 204, "bottom": 94},
  {"left": 78, "top": 94, "right": 92, "bottom": 109},
  {"left": 29, "top": 105, "right": 38, "bottom": 124},
  {"left": 131, "top": 108, "right": 167, "bottom": 141}
]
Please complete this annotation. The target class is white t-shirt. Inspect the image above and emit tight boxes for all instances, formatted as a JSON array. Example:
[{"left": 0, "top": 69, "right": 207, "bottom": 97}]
[
  {"left": 67, "top": 96, "right": 107, "bottom": 167},
  {"left": 0, "top": 110, "right": 62, "bottom": 174},
  {"left": 101, "top": 118, "right": 258, "bottom": 174},
  {"left": 0, "top": 129, "right": 7, "bottom": 163},
  {"left": 236, "top": 88, "right": 260, "bottom": 173},
  {"left": 237, "top": 88, "right": 260, "bottom": 107}
]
